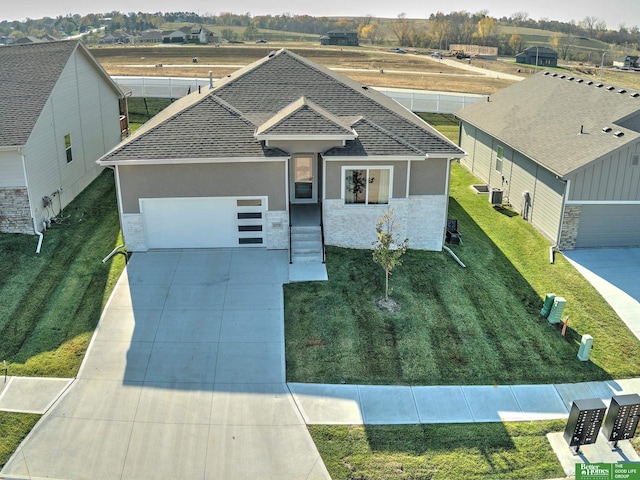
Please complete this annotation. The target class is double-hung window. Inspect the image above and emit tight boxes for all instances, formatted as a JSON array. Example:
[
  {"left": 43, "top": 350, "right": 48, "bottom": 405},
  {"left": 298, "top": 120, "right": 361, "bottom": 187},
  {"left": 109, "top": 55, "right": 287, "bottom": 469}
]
[
  {"left": 344, "top": 167, "right": 392, "bottom": 205},
  {"left": 64, "top": 134, "right": 73, "bottom": 163},
  {"left": 495, "top": 145, "right": 503, "bottom": 173}
]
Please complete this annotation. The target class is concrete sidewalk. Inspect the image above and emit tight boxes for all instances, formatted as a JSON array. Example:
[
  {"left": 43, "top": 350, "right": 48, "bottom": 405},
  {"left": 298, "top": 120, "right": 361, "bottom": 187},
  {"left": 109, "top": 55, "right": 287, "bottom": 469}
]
[{"left": 289, "top": 379, "right": 640, "bottom": 425}]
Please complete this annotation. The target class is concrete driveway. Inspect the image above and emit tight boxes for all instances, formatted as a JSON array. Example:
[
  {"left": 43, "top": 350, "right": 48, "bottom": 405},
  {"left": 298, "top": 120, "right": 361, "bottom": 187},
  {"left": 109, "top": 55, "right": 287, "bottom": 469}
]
[
  {"left": 563, "top": 247, "right": 640, "bottom": 338},
  {"left": 1, "top": 249, "right": 329, "bottom": 480}
]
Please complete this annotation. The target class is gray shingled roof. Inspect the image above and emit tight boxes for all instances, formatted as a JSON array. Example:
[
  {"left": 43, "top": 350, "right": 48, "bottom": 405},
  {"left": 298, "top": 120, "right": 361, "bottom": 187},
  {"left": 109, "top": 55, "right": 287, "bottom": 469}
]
[
  {"left": 325, "top": 118, "right": 424, "bottom": 156},
  {"left": 101, "top": 49, "right": 463, "bottom": 163},
  {"left": 0, "top": 41, "right": 78, "bottom": 146},
  {"left": 456, "top": 71, "right": 640, "bottom": 177},
  {"left": 103, "top": 95, "right": 287, "bottom": 159},
  {"left": 256, "top": 97, "right": 355, "bottom": 138}
]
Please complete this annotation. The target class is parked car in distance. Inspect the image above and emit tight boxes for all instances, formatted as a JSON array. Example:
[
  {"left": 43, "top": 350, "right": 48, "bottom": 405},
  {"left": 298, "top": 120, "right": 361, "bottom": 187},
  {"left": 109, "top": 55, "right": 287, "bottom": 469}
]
[
  {"left": 395, "top": 48, "right": 407, "bottom": 54},
  {"left": 256, "top": 39, "right": 267, "bottom": 43},
  {"left": 431, "top": 52, "right": 442, "bottom": 59}
]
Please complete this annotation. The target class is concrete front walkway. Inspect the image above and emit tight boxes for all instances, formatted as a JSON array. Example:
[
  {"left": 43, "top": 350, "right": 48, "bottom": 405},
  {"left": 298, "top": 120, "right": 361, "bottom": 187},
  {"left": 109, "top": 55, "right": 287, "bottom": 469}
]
[{"left": 1, "top": 249, "right": 329, "bottom": 480}]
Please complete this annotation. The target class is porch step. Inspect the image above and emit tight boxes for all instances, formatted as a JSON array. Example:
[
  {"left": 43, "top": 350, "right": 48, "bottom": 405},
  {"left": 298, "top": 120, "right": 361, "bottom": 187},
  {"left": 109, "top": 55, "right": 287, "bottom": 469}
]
[{"left": 291, "top": 226, "right": 323, "bottom": 263}]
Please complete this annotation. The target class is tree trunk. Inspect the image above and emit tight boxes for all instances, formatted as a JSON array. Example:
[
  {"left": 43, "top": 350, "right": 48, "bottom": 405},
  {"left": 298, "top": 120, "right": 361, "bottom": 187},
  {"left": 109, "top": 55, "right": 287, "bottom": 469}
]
[{"left": 385, "top": 268, "right": 389, "bottom": 301}]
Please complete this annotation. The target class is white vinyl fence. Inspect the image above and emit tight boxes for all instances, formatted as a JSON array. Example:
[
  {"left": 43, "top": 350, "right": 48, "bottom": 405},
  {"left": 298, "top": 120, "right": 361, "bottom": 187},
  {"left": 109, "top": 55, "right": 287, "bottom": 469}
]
[{"left": 112, "top": 76, "right": 485, "bottom": 114}]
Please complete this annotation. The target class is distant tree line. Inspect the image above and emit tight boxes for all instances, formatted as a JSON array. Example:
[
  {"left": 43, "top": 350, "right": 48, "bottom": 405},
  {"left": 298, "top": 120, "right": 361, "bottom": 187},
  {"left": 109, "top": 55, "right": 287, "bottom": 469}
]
[{"left": 1, "top": 10, "right": 638, "bottom": 59}]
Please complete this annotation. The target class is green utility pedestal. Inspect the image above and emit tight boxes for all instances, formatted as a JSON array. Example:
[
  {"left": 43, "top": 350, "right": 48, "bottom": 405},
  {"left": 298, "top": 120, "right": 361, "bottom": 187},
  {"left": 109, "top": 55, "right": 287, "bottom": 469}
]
[
  {"left": 578, "top": 334, "right": 593, "bottom": 361},
  {"left": 540, "top": 293, "right": 556, "bottom": 317},
  {"left": 547, "top": 297, "right": 566, "bottom": 324}
]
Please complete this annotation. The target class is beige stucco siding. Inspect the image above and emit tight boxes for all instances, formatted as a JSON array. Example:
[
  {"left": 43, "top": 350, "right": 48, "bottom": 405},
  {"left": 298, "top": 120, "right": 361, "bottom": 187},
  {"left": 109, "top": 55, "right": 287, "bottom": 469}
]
[
  {"left": 324, "top": 160, "right": 408, "bottom": 199},
  {"left": 119, "top": 162, "right": 287, "bottom": 213},
  {"left": 408, "top": 158, "right": 448, "bottom": 195}
]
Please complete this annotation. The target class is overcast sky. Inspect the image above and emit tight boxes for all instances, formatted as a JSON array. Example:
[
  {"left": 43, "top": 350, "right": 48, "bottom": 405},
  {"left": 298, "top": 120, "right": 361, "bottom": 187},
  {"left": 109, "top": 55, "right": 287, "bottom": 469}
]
[{"left": 3, "top": 0, "right": 639, "bottom": 30}]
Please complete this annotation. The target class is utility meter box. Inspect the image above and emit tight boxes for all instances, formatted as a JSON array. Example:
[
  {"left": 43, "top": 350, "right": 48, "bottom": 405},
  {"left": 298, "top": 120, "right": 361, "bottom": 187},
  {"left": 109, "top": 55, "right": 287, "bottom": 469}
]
[
  {"left": 547, "top": 296, "right": 566, "bottom": 324},
  {"left": 602, "top": 394, "right": 640, "bottom": 448},
  {"left": 540, "top": 293, "right": 556, "bottom": 318},
  {"left": 563, "top": 398, "right": 607, "bottom": 454}
]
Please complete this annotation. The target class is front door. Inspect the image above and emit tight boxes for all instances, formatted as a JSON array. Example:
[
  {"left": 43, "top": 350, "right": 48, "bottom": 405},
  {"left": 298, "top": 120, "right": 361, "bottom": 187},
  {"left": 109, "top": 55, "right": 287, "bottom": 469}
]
[{"left": 291, "top": 154, "right": 317, "bottom": 203}]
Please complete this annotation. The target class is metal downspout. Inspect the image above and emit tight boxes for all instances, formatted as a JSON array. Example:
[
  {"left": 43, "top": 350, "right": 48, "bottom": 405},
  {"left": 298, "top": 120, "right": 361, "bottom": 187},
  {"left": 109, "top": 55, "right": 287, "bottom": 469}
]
[
  {"left": 551, "top": 178, "right": 570, "bottom": 264},
  {"left": 19, "top": 148, "right": 44, "bottom": 253}
]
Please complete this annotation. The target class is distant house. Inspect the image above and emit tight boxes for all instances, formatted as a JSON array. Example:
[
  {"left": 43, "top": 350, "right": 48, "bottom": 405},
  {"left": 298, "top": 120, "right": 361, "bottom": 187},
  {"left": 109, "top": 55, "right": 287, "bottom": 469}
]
[
  {"left": 614, "top": 56, "right": 639, "bottom": 70},
  {"left": 162, "top": 25, "right": 214, "bottom": 44},
  {"left": 457, "top": 71, "right": 640, "bottom": 249},
  {"left": 98, "top": 33, "right": 132, "bottom": 45},
  {"left": 0, "top": 41, "right": 124, "bottom": 236},
  {"left": 515, "top": 46, "right": 558, "bottom": 67},
  {"left": 14, "top": 36, "right": 46, "bottom": 44},
  {"left": 320, "top": 31, "right": 359, "bottom": 47},
  {"left": 97, "top": 49, "right": 463, "bottom": 257},
  {"left": 138, "top": 29, "right": 163, "bottom": 44}
]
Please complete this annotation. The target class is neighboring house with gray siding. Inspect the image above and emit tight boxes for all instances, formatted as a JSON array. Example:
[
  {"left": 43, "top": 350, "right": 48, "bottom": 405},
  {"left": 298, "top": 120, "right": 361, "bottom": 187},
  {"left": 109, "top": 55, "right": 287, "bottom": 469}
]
[
  {"left": 97, "top": 49, "right": 464, "bottom": 261},
  {"left": 0, "top": 40, "right": 124, "bottom": 235},
  {"left": 457, "top": 71, "right": 640, "bottom": 250}
]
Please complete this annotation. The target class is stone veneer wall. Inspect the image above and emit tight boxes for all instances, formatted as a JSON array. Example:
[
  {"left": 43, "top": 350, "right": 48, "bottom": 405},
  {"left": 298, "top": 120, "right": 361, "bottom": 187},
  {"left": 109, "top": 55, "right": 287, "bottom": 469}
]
[
  {"left": 559, "top": 205, "right": 581, "bottom": 250},
  {"left": 407, "top": 195, "right": 447, "bottom": 251},
  {"left": 0, "top": 188, "right": 32, "bottom": 234},
  {"left": 122, "top": 214, "right": 147, "bottom": 251},
  {"left": 266, "top": 210, "right": 289, "bottom": 250},
  {"left": 323, "top": 195, "right": 446, "bottom": 251}
]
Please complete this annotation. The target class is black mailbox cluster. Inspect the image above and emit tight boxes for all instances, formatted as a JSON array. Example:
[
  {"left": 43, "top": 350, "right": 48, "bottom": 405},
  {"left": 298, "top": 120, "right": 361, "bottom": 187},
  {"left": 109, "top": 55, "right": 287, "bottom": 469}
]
[
  {"left": 563, "top": 394, "right": 640, "bottom": 454},
  {"left": 602, "top": 394, "right": 640, "bottom": 448},
  {"left": 564, "top": 398, "right": 607, "bottom": 454}
]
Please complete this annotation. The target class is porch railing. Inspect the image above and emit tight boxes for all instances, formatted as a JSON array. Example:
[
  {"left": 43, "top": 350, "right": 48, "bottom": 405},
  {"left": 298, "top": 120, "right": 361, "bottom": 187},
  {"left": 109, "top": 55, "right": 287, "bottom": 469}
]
[
  {"left": 319, "top": 201, "right": 326, "bottom": 264},
  {"left": 288, "top": 207, "right": 293, "bottom": 264}
]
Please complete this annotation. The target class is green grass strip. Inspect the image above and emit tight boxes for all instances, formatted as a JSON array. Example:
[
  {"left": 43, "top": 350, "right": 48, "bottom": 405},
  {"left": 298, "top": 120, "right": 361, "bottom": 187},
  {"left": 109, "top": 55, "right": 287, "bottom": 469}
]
[{"left": 309, "top": 421, "right": 566, "bottom": 480}]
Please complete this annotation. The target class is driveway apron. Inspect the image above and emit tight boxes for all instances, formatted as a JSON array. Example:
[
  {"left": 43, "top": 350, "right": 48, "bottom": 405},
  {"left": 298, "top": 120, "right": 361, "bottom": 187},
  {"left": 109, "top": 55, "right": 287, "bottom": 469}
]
[{"left": 1, "top": 249, "right": 330, "bottom": 480}]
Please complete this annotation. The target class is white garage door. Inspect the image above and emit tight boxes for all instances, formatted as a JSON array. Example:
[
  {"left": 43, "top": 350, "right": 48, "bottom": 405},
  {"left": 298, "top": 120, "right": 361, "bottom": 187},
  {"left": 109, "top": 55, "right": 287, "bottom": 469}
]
[
  {"left": 575, "top": 204, "right": 640, "bottom": 248},
  {"left": 140, "top": 197, "right": 266, "bottom": 249}
]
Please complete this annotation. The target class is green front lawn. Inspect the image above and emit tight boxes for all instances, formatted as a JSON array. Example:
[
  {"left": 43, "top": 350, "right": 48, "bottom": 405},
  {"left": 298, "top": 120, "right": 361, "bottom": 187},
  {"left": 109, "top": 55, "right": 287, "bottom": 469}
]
[
  {"left": 0, "top": 169, "right": 125, "bottom": 377},
  {"left": 310, "top": 421, "right": 566, "bottom": 480},
  {"left": 284, "top": 164, "right": 640, "bottom": 386}
]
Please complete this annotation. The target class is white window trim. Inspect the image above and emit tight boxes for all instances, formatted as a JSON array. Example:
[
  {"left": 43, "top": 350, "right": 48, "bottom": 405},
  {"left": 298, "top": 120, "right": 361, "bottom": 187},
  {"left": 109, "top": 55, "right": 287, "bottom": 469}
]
[
  {"left": 64, "top": 133, "right": 73, "bottom": 164},
  {"left": 341, "top": 165, "right": 393, "bottom": 205},
  {"left": 495, "top": 145, "right": 504, "bottom": 173}
]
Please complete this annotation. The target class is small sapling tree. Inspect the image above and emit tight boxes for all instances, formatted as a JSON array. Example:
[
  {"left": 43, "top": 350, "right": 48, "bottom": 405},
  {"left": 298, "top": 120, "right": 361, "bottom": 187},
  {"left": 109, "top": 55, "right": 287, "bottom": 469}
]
[{"left": 372, "top": 209, "right": 408, "bottom": 304}]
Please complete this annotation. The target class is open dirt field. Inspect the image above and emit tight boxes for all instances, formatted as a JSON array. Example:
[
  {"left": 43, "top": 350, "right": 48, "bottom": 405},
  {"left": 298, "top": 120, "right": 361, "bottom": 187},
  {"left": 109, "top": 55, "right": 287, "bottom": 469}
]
[{"left": 91, "top": 44, "right": 519, "bottom": 95}]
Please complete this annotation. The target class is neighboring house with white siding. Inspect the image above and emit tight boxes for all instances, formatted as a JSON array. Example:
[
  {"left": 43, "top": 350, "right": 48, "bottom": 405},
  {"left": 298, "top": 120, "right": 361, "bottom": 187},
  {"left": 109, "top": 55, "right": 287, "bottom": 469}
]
[
  {"left": 0, "top": 40, "right": 124, "bottom": 235},
  {"left": 457, "top": 71, "right": 640, "bottom": 249},
  {"left": 97, "top": 49, "right": 464, "bottom": 262}
]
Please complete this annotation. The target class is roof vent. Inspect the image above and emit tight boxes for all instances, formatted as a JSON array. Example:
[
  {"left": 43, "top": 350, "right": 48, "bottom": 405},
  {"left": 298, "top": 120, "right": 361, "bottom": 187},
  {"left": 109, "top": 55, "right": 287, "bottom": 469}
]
[
  {"left": 618, "top": 89, "right": 627, "bottom": 94},
  {"left": 543, "top": 71, "right": 550, "bottom": 75},
  {"left": 576, "top": 78, "right": 584, "bottom": 83},
  {"left": 595, "top": 83, "right": 604, "bottom": 88},
  {"left": 586, "top": 81, "right": 593, "bottom": 85},
  {"left": 602, "top": 127, "right": 612, "bottom": 133},
  {"left": 268, "top": 50, "right": 276, "bottom": 58},
  {"left": 559, "top": 74, "right": 566, "bottom": 79},
  {"left": 631, "top": 92, "right": 640, "bottom": 98},
  {"left": 552, "top": 73, "right": 558, "bottom": 77},
  {"left": 606, "top": 86, "right": 615, "bottom": 91},
  {"left": 361, "top": 85, "right": 368, "bottom": 90},
  {"left": 567, "top": 76, "right": 575, "bottom": 81},
  {"left": 614, "top": 131, "right": 624, "bottom": 137}
]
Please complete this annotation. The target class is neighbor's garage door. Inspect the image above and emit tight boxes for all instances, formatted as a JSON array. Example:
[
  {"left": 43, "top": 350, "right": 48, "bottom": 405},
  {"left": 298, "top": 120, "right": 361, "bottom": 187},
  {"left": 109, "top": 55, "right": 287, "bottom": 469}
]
[
  {"left": 575, "top": 204, "right": 640, "bottom": 248},
  {"left": 140, "top": 197, "right": 266, "bottom": 249}
]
